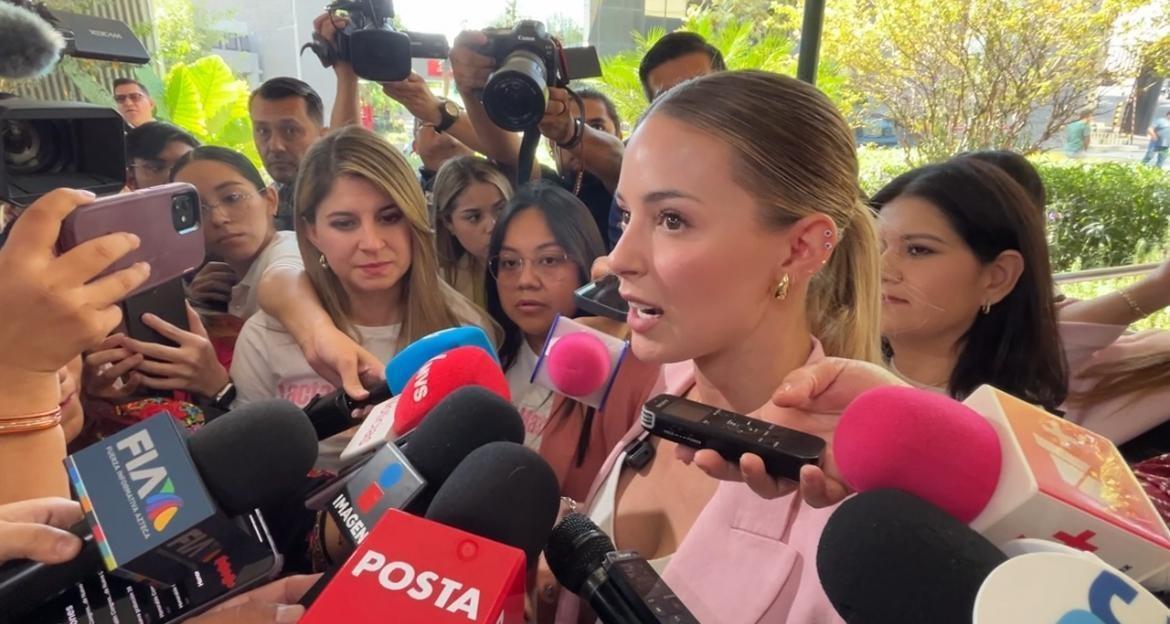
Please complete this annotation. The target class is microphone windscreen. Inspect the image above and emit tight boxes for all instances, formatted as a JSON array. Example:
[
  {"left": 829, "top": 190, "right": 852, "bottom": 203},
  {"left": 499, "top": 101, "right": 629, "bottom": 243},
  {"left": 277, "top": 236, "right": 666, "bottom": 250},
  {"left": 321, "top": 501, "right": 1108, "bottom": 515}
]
[
  {"left": 817, "top": 489, "right": 1007, "bottom": 624},
  {"left": 393, "top": 345, "right": 510, "bottom": 435},
  {"left": 426, "top": 441, "right": 560, "bottom": 566},
  {"left": 546, "top": 332, "right": 612, "bottom": 396},
  {"left": 0, "top": 3, "right": 64, "bottom": 79},
  {"left": 399, "top": 386, "right": 524, "bottom": 511},
  {"left": 834, "top": 386, "right": 1001, "bottom": 523},
  {"left": 544, "top": 512, "right": 617, "bottom": 594},
  {"left": 384, "top": 326, "right": 497, "bottom": 395},
  {"left": 187, "top": 399, "right": 319, "bottom": 515}
]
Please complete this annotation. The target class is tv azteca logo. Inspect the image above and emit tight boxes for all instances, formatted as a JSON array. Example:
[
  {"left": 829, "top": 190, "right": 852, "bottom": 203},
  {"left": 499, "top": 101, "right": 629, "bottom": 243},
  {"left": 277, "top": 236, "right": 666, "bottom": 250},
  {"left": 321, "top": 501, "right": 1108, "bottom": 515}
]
[{"left": 116, "top": 430, "right": 183, "bottom": 533}]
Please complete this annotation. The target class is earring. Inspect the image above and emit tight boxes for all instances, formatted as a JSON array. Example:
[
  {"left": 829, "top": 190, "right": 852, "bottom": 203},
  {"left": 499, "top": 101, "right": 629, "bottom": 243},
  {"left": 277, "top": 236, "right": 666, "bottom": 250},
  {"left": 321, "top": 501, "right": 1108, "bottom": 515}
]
[
  {"left": 981, "top": 301, "right": 992, "bottom": 314},
  {"left": 824, "top": 229, "right": 833, "bottom": 237},
  {"left": 318, "top": 254, "right": 329, "bottom": 270},
  {"left": 774, "top": 273, "right": 790, "bottom": 300},
  {"left": 824, "top": 242, "right": 833, "bottom": 249}
]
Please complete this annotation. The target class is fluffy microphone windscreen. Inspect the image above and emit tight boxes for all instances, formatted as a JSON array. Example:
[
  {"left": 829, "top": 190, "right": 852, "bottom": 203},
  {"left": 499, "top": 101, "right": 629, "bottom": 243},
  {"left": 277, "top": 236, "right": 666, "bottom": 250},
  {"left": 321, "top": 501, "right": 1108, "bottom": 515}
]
[
  {"left": 426, "top": 441, "right": 560, "bottom": 566},
  {"left": 393, "top": 345, "right": 510, "bottom": 435},
  {"left": 0, "top": 2, "right": 65, "bottom": 79},
  {"left": 544, "top": 512, "right": 617, "bottom": 594},
  {"left": 187, "top": 399, "right": 319, "bottom": 515},
  {"left": 834, "top": 386, "right": 1001, "bottom": 523},
  {"left": 546, "top": 332, "right": 612, "bottom": 397},
  {"left": 398, "top": 386, "right": 524, "bottom": 513},
  {"left": 817, "top": 489, "right": 1007, "bottom": 624}
]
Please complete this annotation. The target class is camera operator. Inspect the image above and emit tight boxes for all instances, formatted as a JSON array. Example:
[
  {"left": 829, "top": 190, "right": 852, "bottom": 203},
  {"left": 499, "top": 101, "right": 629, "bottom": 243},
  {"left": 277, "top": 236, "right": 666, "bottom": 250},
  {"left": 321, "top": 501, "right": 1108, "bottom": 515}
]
[
  {"left": 412, "top": 116, "right": 474, "bottom": 195},
  {"left": 380, "top": 71, "right": 485, "bottom": 163},
  {"left": 0, "top": 189, "right": 150, "bottom": 503},
  {"left": 248, "top": 12, "right": 363, "bottom": 231}
]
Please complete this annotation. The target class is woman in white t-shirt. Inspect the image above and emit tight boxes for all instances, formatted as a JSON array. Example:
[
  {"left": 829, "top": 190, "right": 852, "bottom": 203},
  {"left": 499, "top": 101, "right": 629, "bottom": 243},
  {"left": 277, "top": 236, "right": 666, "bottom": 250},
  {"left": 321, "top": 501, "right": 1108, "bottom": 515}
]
[
  {"left": 230, "top": 126, "right": 492, "bottom": 417},
  {"left": 431, "top": 156, "right": 512, "bottom": 308},
  {"left": 484, "top": 182, "right": 607, "bottom": 454}
]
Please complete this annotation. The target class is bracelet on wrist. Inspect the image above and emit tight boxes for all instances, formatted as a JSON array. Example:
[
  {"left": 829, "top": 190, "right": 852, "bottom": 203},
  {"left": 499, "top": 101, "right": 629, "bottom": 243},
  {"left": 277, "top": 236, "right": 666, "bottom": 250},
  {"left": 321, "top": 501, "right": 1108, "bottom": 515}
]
[
  {"left": 1120, "top": 288, "right": 1149, "bottom": 318},
  {"left": 0, "top": 406, "right": 63, "bottom": 435},
  {"left": 557, "top": 117, "right": 585, "bottom": 150}
]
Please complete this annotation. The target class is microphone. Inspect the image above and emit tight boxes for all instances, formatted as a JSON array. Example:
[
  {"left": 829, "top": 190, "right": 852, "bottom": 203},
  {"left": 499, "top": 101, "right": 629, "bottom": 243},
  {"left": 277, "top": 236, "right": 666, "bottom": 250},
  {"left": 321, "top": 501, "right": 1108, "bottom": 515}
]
[
  {"left": 326, "top": 386, "right": 525, "bottom": 548},
  {"left": 816, "top": 489, "right": 1008, "bottom": 624},
  {"left": 0, "top": 399, "right": 317, "bottom": 614},
  {"left": 834, "top": 385, "right": 1170, "bottom": 581},
  {"left": 305, "top": 325, "right": 498, "bottom": 442},
  {"left": 340, "top": 345, "right": 510, "bottom": 461},
  {"left": 545, "top": 513, "right": 699, "bottom": 624},
  {"left": 532, "top": 315, "right": 628, "bottom": 409},
  {"left": 302, "top": 441, "right": 560, "bottom": 623},
  {"left": 974, "top": 550, "right": 1170, "bottom": 623},
  {"left": 0, "top": 1, "right": 65, "bottom": 79}
]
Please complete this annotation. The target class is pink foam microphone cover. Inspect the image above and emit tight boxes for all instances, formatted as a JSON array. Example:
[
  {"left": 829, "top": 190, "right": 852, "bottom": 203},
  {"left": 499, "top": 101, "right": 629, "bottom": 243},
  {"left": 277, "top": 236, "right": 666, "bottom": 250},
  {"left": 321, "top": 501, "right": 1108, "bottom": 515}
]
[
  {"left": 546, "top": 332, "right": 612, "bottom": 397},
  {"left": 834, "top": 386, "right": 1002, "bottom": 523}
]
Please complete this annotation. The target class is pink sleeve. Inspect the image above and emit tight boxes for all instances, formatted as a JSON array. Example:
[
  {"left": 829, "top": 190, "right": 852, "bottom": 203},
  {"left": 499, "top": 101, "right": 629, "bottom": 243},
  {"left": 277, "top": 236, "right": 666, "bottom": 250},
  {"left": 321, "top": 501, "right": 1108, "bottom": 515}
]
[
  {"left": 1063, "top": 329, "right": 1170, "bottom": 444},
  {"left": 1059, "top": 321, "right": 1128, "bottom": 375}
]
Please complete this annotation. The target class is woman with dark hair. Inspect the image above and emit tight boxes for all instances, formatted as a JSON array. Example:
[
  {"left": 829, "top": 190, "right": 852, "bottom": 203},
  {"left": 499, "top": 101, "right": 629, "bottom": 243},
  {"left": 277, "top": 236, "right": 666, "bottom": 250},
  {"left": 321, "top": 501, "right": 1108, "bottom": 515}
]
[
  {"left": 84, "top": 146, "right": 301, "bottom": 407},
  {"left": 483, "top": 181, "right": 651, "bottom": 500},
  {"left": 871, "top": 158, "right": 1068, "bottom": 411}
]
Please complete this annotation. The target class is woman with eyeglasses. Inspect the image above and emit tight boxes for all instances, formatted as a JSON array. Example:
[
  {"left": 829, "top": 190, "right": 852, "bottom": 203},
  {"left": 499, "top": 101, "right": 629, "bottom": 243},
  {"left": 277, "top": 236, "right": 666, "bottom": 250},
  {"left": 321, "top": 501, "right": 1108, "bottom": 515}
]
[
  {"left": 83, "top": 146, "right": 301, "bottom": 405},
  {"left": 483, "top": 181, "right": 654, "bottom": 500},
  {"left": 430, "top": 156, "right": 512, "bottom": 307}
]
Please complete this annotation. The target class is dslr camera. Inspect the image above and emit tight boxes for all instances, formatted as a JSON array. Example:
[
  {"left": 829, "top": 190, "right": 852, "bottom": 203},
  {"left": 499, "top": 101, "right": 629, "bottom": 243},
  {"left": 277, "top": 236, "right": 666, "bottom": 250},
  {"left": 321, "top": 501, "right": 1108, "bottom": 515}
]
[
  {"left": 480, "top": 21, "right": 602, "bottom": 132},
  {"left": 302, "top": 0, "right": 448, "bottom": 83}
]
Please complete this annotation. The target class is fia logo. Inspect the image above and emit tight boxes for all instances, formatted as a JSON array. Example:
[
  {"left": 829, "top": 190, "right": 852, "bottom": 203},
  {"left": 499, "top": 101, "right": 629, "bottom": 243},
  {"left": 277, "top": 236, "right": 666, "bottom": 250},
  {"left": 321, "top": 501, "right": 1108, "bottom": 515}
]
[{"left": 116, "top": 430, "right": 183, "bottom": 532}]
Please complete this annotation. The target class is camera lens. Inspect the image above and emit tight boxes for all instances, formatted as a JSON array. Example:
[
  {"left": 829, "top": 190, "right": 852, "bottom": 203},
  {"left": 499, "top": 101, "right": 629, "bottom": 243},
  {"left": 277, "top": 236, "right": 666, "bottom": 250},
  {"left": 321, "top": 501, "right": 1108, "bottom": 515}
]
[
  {"left": 2, "top": 119, "right": 64, "bottom": 175},
  {"left": 171, "top": 193, "right": 199, "bottom": 232},
  {"left": 482, "top": 49, "right": 548, "bottom": 131}
]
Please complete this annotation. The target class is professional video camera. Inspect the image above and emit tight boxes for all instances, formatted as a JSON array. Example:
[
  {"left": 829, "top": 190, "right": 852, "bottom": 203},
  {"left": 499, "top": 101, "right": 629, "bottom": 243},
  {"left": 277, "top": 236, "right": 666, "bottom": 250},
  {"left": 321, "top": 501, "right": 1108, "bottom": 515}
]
[
  {"left": 301, "top": 0, "right": 449, "bottom": 83},
  {"left": 479, "top": 20, "right": 602, "bottom": 132},
  {"left": 0, "top": 0, "right": 150, "bottom": 204}
]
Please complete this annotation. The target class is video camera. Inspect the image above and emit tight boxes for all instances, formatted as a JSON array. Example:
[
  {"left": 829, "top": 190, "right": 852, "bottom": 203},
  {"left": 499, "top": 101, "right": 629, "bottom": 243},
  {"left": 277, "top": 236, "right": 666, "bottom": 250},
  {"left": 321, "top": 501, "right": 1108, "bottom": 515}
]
[
  {"left": 301, "top": 0, "right": 448, "bottom": 83},
  {"left": 479, "top": 20, "right": 602, "bottom": 132}
]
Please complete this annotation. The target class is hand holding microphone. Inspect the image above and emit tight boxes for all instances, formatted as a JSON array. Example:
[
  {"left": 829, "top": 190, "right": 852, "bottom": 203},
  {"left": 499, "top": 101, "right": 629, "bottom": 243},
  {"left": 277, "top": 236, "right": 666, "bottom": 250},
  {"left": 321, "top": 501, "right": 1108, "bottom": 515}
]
[
  {"left": 0, "top": 498, "right": 83, "bottom": 566},
  {"left": 678, "top": 357, "right": 904, "bottom": 507}
]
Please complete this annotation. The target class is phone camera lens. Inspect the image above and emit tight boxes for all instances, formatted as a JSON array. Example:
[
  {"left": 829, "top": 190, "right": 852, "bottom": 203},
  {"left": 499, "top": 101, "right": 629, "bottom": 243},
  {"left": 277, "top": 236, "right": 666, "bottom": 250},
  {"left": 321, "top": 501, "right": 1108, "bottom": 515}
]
[{"left": 171, "top": 194, "right": 198, "bottom": 232}]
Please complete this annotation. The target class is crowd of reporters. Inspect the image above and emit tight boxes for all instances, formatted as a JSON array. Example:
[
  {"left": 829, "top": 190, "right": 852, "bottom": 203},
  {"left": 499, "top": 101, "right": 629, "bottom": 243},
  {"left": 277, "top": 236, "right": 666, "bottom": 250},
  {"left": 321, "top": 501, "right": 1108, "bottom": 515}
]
[{"left": 1, "top": 14, "right": 1169, "bottom": 623}]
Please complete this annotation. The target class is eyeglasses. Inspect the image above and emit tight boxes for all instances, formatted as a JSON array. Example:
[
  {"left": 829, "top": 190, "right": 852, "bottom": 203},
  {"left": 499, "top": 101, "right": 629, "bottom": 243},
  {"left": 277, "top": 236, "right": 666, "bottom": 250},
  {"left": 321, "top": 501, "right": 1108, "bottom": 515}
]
[
  {"left": 488, "top": 252, "right": 574, "bottom": 282},
  {"left": 200, "top": 190, "right": 259, "bottom": 215},
  {"left": 114, "top": 93, "right": 146, "bottom": 104}
]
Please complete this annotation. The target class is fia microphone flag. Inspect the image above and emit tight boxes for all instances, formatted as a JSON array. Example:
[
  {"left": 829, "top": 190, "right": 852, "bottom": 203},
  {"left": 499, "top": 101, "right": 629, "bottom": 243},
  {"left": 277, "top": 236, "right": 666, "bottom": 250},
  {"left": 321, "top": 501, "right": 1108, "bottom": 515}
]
[{"left": 301, "top": 509, "right": 526, "bottom": 623}]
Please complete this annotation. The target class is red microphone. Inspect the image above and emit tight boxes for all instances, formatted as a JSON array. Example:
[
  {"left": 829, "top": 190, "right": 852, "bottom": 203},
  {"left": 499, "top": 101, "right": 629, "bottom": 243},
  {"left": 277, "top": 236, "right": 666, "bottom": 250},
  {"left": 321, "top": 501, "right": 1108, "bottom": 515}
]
[
  {"left": 392, "top": 346, "right": 511, "bottom": 436},
  {"left": 302, "top": 442, "right": 560, "bottom": 624}
]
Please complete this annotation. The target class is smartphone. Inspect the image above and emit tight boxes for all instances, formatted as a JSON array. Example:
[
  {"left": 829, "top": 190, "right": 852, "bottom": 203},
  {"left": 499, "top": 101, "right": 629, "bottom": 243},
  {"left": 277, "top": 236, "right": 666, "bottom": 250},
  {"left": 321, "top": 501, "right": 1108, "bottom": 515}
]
[
  {"left": 574, "top": 274, "right": 628, "bottom": 321},
  {"left": 640, "top": 394, "right": 825, "bottom": 481},
  {"left": 16, "top": 510, "right": 282, "bottom": 624},
  {"left": 123, "top": 276, "right": 189, "bottom": 348},
  {"left": 56, "top": 183, "right": 205, "bottom": 300}
]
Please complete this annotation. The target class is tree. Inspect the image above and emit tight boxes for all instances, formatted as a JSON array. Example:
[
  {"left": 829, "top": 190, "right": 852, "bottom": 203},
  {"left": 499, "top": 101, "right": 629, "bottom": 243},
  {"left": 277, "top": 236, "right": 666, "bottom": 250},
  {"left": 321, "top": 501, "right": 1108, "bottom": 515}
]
[
  {"left": 149, "top": 0, "right": 231, "bottom": 72},
  {"left": 823, "top": 0, "right": 1142, "bottom": 162},
  {"left": 545, "top": 13, "right": 585, "bottom": 47}
]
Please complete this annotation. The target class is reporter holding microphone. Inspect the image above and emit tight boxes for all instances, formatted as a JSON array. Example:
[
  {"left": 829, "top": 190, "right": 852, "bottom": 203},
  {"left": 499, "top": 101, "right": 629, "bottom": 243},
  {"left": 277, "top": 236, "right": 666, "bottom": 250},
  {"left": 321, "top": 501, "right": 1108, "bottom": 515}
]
[{"left": 548, "top": 70, "right": 884, "bottom": 623}]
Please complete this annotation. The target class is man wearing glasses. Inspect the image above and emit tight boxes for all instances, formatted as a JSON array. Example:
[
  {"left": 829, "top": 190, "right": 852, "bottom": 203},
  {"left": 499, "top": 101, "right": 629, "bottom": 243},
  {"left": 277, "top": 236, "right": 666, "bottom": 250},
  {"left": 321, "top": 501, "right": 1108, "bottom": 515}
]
[
  {"left": 113, "top": 78, "right": 156, "bottom": 128},
  {"left": 125, "top": 122, "right": 200, "bottom": 190}
]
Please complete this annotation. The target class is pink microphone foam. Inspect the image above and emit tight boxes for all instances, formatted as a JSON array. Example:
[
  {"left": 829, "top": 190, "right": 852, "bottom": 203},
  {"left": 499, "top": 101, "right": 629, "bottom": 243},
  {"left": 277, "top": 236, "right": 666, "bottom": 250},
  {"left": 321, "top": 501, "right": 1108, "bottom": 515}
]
[
  {"left": 834, "top": 386, "right": 1002, "bottom": 523},
  {"left": 546, "top": 332, "right": 611, "bottom": 397}
]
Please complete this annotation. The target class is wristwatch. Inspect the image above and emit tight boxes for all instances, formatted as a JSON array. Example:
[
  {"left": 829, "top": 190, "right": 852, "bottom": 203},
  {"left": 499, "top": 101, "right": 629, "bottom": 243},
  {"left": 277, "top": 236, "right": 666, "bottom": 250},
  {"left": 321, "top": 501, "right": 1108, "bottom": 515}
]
[
  {"left": 211, "top": 380, "right": 237, "bottom": 411},
  {"left": 436, "top": 99, "right": 460, "bottom": 134}
]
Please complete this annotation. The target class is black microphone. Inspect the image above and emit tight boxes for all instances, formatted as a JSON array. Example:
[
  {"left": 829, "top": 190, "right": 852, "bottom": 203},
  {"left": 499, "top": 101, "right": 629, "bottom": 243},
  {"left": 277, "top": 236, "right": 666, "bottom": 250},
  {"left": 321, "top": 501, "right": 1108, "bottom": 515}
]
[
  {"left": 324, "top": 386, "right": 525, "bottom": 549},
  {"left": 0, "top": 399, "right": 318, "bottom": 616},
  {"left": 816, "top": 489, "right": 1008, "bottom": 624},
  {"left": 545, "top": 512, "right": 699, "bottom": 624},
  {"left": 0, "top": 1, "right": 65, "bottom": 79}
]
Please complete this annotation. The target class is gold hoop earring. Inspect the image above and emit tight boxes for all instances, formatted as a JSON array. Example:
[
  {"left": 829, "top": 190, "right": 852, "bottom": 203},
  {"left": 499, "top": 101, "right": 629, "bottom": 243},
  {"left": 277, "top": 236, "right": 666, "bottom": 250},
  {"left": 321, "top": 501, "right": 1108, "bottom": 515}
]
[
  {"left": 774, "top": 273, "right": 790, "bottom": 300},
  {"left": 318, "top": 254, "right": 329, "bottom": 271}
]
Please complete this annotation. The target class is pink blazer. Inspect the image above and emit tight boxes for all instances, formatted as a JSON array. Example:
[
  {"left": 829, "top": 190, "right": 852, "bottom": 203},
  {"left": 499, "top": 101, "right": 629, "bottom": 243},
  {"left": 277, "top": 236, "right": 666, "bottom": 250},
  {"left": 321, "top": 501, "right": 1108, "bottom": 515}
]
[
  {"left": 1063, "top": 327, "right": 1170, "bottom": 444},
  {"left": 556, "top": 341, "right": 844, "bottom": 624}
]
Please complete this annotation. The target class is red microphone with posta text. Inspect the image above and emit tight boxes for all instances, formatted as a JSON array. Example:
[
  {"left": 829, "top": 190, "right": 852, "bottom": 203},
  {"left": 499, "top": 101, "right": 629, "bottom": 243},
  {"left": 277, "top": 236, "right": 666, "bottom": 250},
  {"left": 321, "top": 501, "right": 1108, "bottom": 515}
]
[
  {"left": 834, "top": 385, "right": 1170, "bottom": 581},
  {"left": 301, "top": 441, "right": 561, "bottom": 624}
]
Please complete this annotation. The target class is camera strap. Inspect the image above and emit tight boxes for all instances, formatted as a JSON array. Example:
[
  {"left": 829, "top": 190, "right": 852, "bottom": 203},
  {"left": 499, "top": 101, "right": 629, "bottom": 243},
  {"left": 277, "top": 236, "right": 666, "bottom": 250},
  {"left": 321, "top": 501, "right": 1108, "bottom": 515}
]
[{"left": 516, "top": 126, "right": 543, "bottom": 189}]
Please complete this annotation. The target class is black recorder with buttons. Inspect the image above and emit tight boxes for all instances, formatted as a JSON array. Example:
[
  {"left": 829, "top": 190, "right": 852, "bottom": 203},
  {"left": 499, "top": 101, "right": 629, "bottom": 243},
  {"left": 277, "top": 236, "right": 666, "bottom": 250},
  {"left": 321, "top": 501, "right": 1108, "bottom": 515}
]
[{"left": 640, "top": 394, "right": 825, "bottom": 480}]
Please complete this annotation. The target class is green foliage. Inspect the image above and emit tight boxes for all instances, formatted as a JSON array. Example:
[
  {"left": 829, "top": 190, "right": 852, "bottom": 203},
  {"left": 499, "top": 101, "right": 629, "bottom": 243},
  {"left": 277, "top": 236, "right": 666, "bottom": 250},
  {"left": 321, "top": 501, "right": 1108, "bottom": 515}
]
[
  {"left": 1059, "top": 275, "right": 1169, "bottom": 331},
  {"left": 1038, "top": 161, "right": 1170, "bottom": 272},
  {"left": 148, "top": 0, "right": 230, "bottom": 71},
  {"left": 163, "top": 56, "right": 261, "bottom": 169},
  {"left": 824, "top": 0, "right": 1143, "bottom": 163}
]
